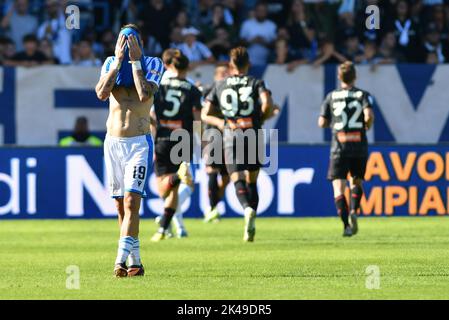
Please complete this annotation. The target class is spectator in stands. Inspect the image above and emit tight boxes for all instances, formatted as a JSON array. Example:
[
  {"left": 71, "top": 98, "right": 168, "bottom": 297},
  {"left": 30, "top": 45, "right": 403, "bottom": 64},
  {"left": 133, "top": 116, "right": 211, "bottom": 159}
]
[
  {"left": 386, "top": 0, "right": 421, "bottom": 62},
  {"left": 138, "top": 0, "right": 173, "bottom": 49},
  {"left": 95, "top": 29, "right": 115, "bottom": 60},
  {"left": 207, "top": 27, "right": 232, "bottom": 61},
  {"left": 432, "top": 4, "right": 449, "bottom": 44},
  {"left": 59, "top": 116, "right": 102, "bottom": 147},
  {"left": 39, "top": 38, "right": 59, "bottom": 64},
  {"left": 354, "top": 40, "right": 380, "bottom": 64},
  {"left": 285, "top": 0, "right": 316, "bottom": 61},
  {"left": 223, "top": 0, "right": 241, "bottom": 25},
  {"left": 239, "top": 1, "right": 277, "bottom": 66},
  {"left": 201, "top": 3, "right": 235, "bottom": 43},
  {"left": 5, "top": 34, "right": 50, "bottom": 67},
  {"left": 172, "top": 9, "right": 190, "bottom": 30},
  {"left": 312, "top": 37, "right": 347, "bottom": 67},
  {"left": 176, "top": 27, "right": 214, "bottom": 68},
  {"left": 197, "top": 0, "right": 215, "bottom": 26},
  {"left": 416, "top": 22, "right": 448, "bottom": 63},
  {"left": 72, "top": 39, "right": 101, "bottom": 67},
  {"left": 307, "top": 1, "right": 339, "bottom": 41},
  {"left": 341, "top": 29, "right": 364, "bottom": 61},
  {"left": 169, "top": 26, "right": 183, "bottom": 48},
  {"left": 37, "top": 0, "right": 72, "bottom": 64},
  {"left": 377, "top": 31, "right": 405, "bottom": 63},
  {"left": 0, "top": 36, "right": 16, "bottom": 65},
  {"left": 271, "top": 37, "right": 308, "bottom": 72},
  {"left": 0, "top": 0, "right": 38, "bottom": 52}
]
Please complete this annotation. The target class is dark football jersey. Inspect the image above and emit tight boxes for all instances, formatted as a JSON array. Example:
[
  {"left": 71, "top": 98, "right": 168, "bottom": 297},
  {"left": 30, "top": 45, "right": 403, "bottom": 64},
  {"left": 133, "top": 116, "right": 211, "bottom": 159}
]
[
  {"left": 206, "top": 75, "right": 268, "bottom": 131},
  {"left": 202, "top": 83, "right": 224, "bottom": 132},
  {"left": 154, "top": 77, "right": 202, "bottom": 140},
  {"left": 320, "top": 86, "right": 374, "bottom": 157}
]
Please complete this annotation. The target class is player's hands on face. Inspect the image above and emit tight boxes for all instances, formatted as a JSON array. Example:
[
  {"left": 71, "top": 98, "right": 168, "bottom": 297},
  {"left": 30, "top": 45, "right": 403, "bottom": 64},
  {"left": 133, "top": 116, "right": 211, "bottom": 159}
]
[
  {"left": 127, "top": 35, "right": 142, "bottom": 61},
  {"left": 115, "top": 34, "right": 126, "bottom": 62}
]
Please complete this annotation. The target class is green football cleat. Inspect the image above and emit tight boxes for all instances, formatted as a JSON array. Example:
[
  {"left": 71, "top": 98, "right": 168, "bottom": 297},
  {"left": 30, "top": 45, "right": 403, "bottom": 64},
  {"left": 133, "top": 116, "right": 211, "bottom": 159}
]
[
  {"left": 204, "top": 207, "right": 220, "bottom": 223},
  {"left": 151, "top": 232, "right": 165, "bottom": 242}
]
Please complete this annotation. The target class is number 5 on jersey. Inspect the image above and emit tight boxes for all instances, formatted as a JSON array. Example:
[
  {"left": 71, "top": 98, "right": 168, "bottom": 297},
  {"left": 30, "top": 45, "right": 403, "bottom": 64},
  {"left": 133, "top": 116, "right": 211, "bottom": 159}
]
[{"left": 163, "top": 89, "right": 182, "bottom": 117}]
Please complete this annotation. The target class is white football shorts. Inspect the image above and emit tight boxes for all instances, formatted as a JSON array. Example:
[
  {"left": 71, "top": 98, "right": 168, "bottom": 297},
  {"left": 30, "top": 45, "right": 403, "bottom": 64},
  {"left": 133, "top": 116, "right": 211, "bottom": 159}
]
[{"left": 104, "top": 134, "right": 153, "bottom": 198}]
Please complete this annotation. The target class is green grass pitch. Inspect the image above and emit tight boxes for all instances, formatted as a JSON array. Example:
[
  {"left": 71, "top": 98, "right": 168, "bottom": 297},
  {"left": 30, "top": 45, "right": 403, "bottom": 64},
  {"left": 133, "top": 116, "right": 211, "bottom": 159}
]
[{"left": 1, "top": 217, "right": 449, "bottom": 300}]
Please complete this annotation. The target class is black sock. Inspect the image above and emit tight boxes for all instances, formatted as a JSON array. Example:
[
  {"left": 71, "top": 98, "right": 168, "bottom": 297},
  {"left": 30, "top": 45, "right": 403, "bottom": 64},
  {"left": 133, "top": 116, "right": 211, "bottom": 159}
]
[
  {"left": 159, "top": 207, "right": 176, "bottom": 231},
  {"left": 234, "top": 180, "right": 250, "bottom": 209},
  {"left": 350, "top": 185, "right": 363, "bottom": 214},
  {"left": 247, "top": 183, "right": 259, "bottom": 211},
  {"left": 208, "top": 172, "right": 220, "bottom": 208},
  {"left": 335, "top": 195, "right": 349, "bottom": 228}
]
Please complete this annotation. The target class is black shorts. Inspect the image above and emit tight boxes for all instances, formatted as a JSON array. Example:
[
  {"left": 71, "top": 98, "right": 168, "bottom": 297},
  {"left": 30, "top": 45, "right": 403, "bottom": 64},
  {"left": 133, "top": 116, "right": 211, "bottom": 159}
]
[
  {"left": 327, "top": 156, "right": 368, "bottom": 181},
  {"left": 154, "top": 139, "right": 181, "bottom": 177},
  {"left": 223, "top": 130, "right": 263, "bottom": 175},
  {"left": 203, "top": 146, "right": 228, "bottom": 176}
]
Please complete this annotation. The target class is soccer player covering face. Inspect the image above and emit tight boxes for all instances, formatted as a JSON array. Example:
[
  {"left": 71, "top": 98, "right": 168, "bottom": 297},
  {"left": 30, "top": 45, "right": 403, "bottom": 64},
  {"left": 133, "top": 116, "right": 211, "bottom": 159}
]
[
  {"left": 202, "top": 64, "right": 230, "bottom": 223},
  {"left": 202, "top": 47, "right": 277, "bottom": 242},
  {"left": 150, "top": 50, "right": 202, "bottom": 242},
  {"left": 95, "top": 24, "right": 164, "bottom": 277},
  {"left": 318, "top": 61, "right": 375, "bottom": 237}
]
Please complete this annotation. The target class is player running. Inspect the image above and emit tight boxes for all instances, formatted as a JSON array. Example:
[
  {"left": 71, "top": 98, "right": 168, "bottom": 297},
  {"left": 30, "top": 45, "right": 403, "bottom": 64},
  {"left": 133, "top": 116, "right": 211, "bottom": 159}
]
[
  {"left": 318, "top": 61, "right": 374, "bottom": 237},
  {"left": 202, "top": 47, "right": 277, "bottom": 242},
  {"left": 150, "top": 48, "right": 194, "bottom": 238},
  {"left": 95, "top": 24, "right": 164, "bottom": 277},
  {"left": 201, "top": 64, "right": 230, "bottom": 223},
  {"left": 150, "top": 50, "right": 202, "bottom": 242}
]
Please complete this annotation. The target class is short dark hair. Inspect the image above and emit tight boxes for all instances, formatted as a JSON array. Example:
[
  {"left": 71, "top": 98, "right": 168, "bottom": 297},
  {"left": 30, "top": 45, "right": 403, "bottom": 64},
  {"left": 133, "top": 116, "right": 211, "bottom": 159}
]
[
  {"left": 23, "top": 34, "right": 38, "bottom": 44},
  {"left": 230, "top": 46, "right": 250, "bottom": 70},
  {"left": 338, "top": 61, "right": 356, "bottom": 84},
  {"left": 172, "top": 50, "right": 189, "bottom": 71},
  {"left": 120, "top": 23, "right": 141, "bottom": 35}
]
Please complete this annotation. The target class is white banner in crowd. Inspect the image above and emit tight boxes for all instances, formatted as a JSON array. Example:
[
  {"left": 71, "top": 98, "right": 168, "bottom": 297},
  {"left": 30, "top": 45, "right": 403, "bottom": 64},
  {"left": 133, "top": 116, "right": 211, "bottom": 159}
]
[{"left": 5, "top": 64, "right": 449, "bottom": 145}]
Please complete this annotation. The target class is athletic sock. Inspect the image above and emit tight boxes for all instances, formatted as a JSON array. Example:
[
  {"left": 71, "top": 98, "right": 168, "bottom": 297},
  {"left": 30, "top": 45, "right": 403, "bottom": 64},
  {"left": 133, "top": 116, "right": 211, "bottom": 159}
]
[
  {"left": 247, "top": 183, "right": 259, "bottom": 211},
  {"left": 178, "top": 183, "right": 193, "bottom": 205},
  {"left": 208, "top": 172, "right": 220, "bottom": 208},
  {"left": 350, "top": 185, "right": 363, "bottom": 214},
  {"left": 335, "top": 195, "right": 350, "bottom": 228},
  {"left": 158, "top": 207, "right": 176, "bottom": 233},
  {"left": 234, "top": 180, "right": 250, "bottom": 209},
  {"left": 115, "top": 236, "right": 134, "bottom": 265},
  {"left": 172, "top": 183, "right": 192, "bottom": 232},
  {"left": 128, "top": 238, "right": 141, "bottom": 266}
]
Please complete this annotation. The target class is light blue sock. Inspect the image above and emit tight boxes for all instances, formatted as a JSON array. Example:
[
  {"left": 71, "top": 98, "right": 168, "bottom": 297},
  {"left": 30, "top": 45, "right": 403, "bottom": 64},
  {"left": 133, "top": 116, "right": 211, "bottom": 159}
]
[
  {"left": 115, "top": 236, "right": 134, "bottom": 265},
  {"left": 173, "top": 183, "right": 193, "bottom": 231},
  {"left": 128, "top": 238, "right": 141, "bottom": 266}
]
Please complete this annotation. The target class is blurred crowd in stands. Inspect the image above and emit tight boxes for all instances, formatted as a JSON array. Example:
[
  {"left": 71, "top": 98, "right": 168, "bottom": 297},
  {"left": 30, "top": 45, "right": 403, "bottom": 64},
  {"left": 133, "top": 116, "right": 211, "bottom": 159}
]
[{"left": 1, "top": 0, "right": 449, "bottom": 70}]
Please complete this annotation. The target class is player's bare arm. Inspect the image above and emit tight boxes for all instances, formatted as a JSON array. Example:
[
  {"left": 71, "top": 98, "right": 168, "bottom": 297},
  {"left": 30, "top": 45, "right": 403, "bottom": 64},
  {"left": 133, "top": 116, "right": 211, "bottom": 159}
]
[
  {"left": 95, "top": 34, "right": 126, "bottom": 101},
  {"left": 260, "top": 91, "right": 276, "bottom": 122},
  {"left": 318, "top": 116, "right": 330, "bottom": 128},
  {"left": 202, "top": 100, "right": 225, "bottom": 131},
  {"left": 364, "top": 108, "right": 374, "bottom": 130},
  {"left": 128, "top": 35, "right": 158, "bottom": 102}
]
